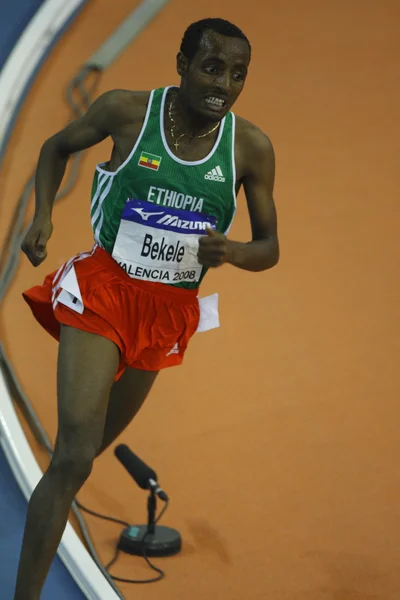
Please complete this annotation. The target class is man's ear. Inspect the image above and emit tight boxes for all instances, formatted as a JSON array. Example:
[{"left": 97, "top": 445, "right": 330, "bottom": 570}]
[{"left": 176, "top": 51, "right": 188, "bottom": 77}]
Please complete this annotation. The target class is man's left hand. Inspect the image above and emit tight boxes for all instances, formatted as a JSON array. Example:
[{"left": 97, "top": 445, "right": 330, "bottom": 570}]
[{"left": 197, "top": 228, "right": 232, "bottom": 268}]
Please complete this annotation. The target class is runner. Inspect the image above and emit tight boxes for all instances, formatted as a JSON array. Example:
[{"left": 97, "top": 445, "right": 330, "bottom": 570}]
[{"left": 14, "top": 17, "right": 279, "bottom": 599}]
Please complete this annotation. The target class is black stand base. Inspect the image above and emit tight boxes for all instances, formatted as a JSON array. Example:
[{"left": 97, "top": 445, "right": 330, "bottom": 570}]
[{"left": 118, "top": 524, "right": 182, "bottom": 557}]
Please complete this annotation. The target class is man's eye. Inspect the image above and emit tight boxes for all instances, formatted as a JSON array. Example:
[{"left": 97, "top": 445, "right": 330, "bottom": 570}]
[{"left": 233, "top": 72, "right": 244, "bottom": 82}]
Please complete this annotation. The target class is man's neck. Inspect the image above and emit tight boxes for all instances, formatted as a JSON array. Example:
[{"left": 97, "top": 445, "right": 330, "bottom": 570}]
[{"left": 167, "top": 87, "right": 219, "bottom": 138}]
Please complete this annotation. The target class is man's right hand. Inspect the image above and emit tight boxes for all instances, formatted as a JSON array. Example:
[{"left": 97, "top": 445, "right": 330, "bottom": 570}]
[{"left": 21, "top": 217, "right": 53, "bottom": 267}]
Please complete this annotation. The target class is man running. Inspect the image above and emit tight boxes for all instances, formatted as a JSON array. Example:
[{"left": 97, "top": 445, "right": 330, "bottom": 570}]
[{"left": 14, "top": 17, "right": 279, "bottom": 599}]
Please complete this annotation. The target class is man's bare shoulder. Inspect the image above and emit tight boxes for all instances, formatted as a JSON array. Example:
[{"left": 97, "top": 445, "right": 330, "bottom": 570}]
[
  {"left": 95, "top": 89, "right": 151, "bottom": 125},
  {"left": 234, "top": 114, "right": 274, "bottom": 158}
]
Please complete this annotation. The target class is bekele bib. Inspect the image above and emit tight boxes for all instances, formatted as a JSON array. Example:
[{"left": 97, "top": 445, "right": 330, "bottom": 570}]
[{"left": 111, "top": 198, "right": 216, "bottom": 285}]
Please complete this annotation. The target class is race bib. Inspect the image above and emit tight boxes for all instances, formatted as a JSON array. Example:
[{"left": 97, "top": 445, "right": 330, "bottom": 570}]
[{"left": 112, "top": 198, "right": 217, "bottom": 284}]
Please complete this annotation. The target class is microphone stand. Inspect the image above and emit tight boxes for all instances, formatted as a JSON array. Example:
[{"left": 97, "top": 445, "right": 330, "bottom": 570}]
[
  {"left": 146, "top": 489, "right": 157, "bottom": 536},
  {"left": 117, "top": 487, "right": 182, "bottom": 558}
]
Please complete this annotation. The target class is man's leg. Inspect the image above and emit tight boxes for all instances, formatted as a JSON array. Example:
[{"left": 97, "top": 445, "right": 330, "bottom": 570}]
[
  {"left": 96, "top": 367, "right": 159, "bottom": 456},
  {"left": 13, "top": 325, "right": 120, "bottom": 600}
]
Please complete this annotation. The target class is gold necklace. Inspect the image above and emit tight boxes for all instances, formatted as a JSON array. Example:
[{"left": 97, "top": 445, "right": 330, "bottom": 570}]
[{"left": 168, "top": 100, "right": 220, "bottom": 152}]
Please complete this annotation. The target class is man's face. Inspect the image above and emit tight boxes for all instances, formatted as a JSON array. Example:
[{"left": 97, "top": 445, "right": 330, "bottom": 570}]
[{"left": 178, "top": 30, "right": 250, "bottom": 122}]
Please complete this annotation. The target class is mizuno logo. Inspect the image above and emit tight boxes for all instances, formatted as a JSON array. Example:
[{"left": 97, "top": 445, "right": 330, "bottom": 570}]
[
  {"left": 156, "top": 214, "right": 211, "bottom": 230},
  {"left": 132, "top": 207, "right": 165, "bottom": 221},
  {"left": 204, "top": 165, "right": 225, "bottom": 182}
]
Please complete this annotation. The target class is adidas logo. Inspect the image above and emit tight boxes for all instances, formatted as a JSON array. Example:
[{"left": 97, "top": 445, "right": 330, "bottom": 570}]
[{"left": 204, "top": 166, "right": 226, "bottom": 182}]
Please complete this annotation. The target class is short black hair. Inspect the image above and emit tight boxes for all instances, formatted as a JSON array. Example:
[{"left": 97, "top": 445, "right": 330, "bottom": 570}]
[{"left": 180, "top": 18, "right": 251, "bottom": 62}]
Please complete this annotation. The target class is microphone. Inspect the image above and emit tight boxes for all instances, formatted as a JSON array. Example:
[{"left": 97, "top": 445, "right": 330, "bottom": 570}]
[{"left": 114, "top": 444, "right": 169, "bottom": 502}]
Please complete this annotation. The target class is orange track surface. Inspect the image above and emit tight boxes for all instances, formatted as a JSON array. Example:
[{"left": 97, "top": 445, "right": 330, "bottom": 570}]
[{"left": 1, "top": 1, "right": 400, "bottom": 598}]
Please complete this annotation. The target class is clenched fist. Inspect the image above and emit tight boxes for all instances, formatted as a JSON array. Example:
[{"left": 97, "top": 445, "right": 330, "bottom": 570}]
[
  {"left": 21, "top": 217, "right": 53, "bottom": 267},
  {"left": 197, "top": 228, "right": 232, "bottom": 268}
]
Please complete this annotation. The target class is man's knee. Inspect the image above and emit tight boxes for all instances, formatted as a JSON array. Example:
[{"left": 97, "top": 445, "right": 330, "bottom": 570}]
[{"left": 50, "top": 436, "right": 98, "bottom": 485}]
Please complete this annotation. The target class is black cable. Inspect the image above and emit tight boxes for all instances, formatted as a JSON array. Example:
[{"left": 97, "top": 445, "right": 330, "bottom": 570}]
[
  {"left": 107, "top": 547, "right": 165, "bottom": 585},
  {"left": 74, "top": 498, "right": 131, "bottom": 528},
  {"left": 105, "top": 503, "right": 168, "bottom": 585},
  {"left": 72, "top": 497, "right": 168, "bottom": 587},
  {"left": 71, "top": 493, "right": 167, "bottom": 587},
  {"left": 74, "top": 496, "right": 168, "bottom": 584},
  {"left": 155, "top": 499, "right": 169, "bottom": 524}
]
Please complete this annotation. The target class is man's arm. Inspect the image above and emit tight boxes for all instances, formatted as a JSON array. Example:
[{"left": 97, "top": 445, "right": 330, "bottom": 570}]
[
  {"left": 228, "top": 127, "right": 279, "bottom": 271},
  {"left": 199, "top": 125, "right": 279, "bottom": 272},
  {"left": 21, "top": 90, "right": 132, "bottom": 266},
  {"left": 34, "top": 89, "right": 130, "bottom": 220}
]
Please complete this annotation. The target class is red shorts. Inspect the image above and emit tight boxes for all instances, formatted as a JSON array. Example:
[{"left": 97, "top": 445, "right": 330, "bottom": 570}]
[{"left": 22, "top": 245, "right": 200, "bottom": 380}]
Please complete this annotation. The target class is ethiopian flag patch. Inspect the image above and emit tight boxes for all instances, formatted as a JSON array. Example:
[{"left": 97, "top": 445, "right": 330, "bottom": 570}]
[{"left": 138, "top": 151, "right": 161, "bottom": 171}]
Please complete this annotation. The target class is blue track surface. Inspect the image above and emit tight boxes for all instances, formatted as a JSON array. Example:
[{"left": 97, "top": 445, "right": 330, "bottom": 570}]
[
  {"left": 0, "top": 445, "right": 87, "bottom": 599},
  {"left": 1, "top": 1, "right": 89, "bottom": 594},
  {"left": 0, "top": 0, "right": 45, "bottom": 69}
]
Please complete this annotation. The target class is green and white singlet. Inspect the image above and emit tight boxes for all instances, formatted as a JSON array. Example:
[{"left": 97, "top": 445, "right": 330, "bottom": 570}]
[{"left": 90, "top": 85, "right": 237, "bottom": 290}]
